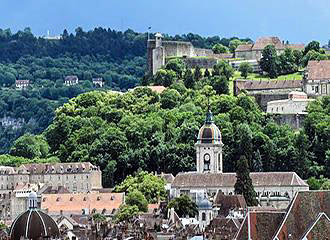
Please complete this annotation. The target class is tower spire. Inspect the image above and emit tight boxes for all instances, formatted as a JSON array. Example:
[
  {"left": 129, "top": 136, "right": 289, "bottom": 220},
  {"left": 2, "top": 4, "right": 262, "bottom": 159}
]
[{"left": 205, "top": 98, "right": 213, "bottom": 124}]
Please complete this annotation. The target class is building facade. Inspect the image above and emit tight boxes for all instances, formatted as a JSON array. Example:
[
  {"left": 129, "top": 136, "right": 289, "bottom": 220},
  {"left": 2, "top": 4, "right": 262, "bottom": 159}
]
[
  {"left": 235, "top": 37, "right": 304, "bottom": 60},
  {"left": 15, "top": 80, "right": 30, "bottom": 89},
  {"left": 304, "top": 60, "right": 330, "bottom": 96},
  {"left": 171, "top": 110, "right": 309, "bottom": 210},
  {"left": 64, "top": 75, "right": 79, "bottom": 86}
]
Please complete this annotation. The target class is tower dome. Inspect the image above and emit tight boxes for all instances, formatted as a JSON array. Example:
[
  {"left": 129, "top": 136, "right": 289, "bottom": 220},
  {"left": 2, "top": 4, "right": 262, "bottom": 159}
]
[
  {"left": 9, "top": 191, "right": 60, "bottom": 240},
  {"left": 197, "top": 109, "right": 222, "bottom": 144}
]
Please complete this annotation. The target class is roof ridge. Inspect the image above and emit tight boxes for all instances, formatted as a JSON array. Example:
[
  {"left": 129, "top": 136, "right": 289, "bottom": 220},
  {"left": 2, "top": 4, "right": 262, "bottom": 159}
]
[{"left": 300, "top": 212, "right": 330, "bottom": 239}]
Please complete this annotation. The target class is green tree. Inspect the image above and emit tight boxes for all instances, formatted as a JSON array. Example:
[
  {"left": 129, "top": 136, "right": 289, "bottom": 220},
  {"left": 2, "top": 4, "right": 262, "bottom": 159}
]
[
  {"left": 160, "top": 88, "right": 181, "bottom": 109},
  {"left": 153, "top": 69, "right": 177, "bottom": 87},
  {"left": 92, "top": 213, "right": 107, "bottom": 239},
  {"left": 167, "top": 194, "right": 198, "bottom": 217},
  {"left": 325, "top": 150, "right": 330, "bottom": 178},
  {"left": 304, "top": 41, "right": 320, "bottom": 55},
  {"left": 126, "top": 189, "right": 148, "bottom": 212},
  {"left": 10, "top": 134, "right": 49, "bottom": 159},
  {"left": 115, "top": 205, "right": 139, "bottom": 223},
  {"left": 204, "top": 68, "right": 211, "bottom": 78},
  {"left": 229, "top": 39, "right": 244, "bottom": 53},
  {"left": 279, "top": 48, "right": 298, "bottom": 74},
  {"left": 302, "top": 50, "right": 327, "bottom": 67},
  {"left": 212, "top": 60, "right": 234, "bottom": 79},
  {"left": 114, "top": 171, "right": 166, "bottom": 203},
  {"left": 260, "top": 45, "right": 279, "bottom": 78},
  {"left": 210, "top": 76, "right": 229, "bottom": 95},
  {"left": 165, "top": 58, "right": 185, "bottom": 78},
  {"left": 234, "top": 155, "right": 258, "bottom": 206},
  {"left": 183, "top": 68, "right": 194, "bottom": 88},
  {"left": 239, "top": 62, "right": 253, "bottom": 78},
  {"left": 212, "top": 43, "right": 229, "bottom": 54},
  {"left": 194, "top": 65, "right": 203, "bottom": 81}
]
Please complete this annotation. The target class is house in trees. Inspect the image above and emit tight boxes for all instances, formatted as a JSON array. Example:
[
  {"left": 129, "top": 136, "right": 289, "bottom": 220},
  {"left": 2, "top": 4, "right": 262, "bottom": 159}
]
[
  {"left": 64, "top": 75, "right": 79, "bottom": 86},
  {"left": 170, "top": 110, "right": 309, "bottom": 216},
  {"left": 92, "top": 77, "right": 104, "bottom": 88},
  {"left": 15, "top": 80, "right": 30, "bottom": 89},
  {"left": 304, "top": 60, "right": 330, "bottom": 96},
  {"left": 235, "top": 36, "right": 304, "bottom": 60}
]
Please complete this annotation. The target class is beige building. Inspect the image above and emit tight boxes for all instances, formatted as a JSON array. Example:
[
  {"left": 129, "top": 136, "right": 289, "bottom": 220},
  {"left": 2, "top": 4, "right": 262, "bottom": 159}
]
[
  {"left": 267, "top": 91, "right": 315, "bottom": 114},
  {"left": 235, "top": 36, "right": 304, "bottom": 60},
  {"left": 304, "top": 60, "right": 330, "bottom": 96},
  {"left": 64, "top": 75, "right": 79, "bottom": 86},
  {"left": 15, "top": 80, "right": 30, "bottom": 89},
  {"left": 0, "top": 162, "right": 102, "bottom": 222}
]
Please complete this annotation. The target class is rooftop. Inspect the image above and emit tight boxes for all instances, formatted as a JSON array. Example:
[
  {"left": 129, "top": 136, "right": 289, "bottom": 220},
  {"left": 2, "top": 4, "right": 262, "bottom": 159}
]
[{"left": 306, "top": 60, "right": 330, "bottom": 80}]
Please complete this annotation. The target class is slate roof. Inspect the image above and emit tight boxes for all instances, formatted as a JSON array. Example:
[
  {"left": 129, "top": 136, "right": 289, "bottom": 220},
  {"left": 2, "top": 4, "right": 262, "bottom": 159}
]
[
  {"left": 235, "top": 210, "right": 285, "bottom": 240},
  {"left": 213, "top": 191, "right": 247, "bottom": 217},
  {"left": 172, "top": 172, "right": 308, "bottom": 188},
  {"left": 41, "top": 192, "right": 124, "bottom": 215},
  {"left": 273, "top": 191, "right": 330, "bottom": 240},
  {"left": 306, "top": 60, "right": 330, "bottom": 80},
  {"left": 234, "top": 79, "right": 303, "bottom": 92}
]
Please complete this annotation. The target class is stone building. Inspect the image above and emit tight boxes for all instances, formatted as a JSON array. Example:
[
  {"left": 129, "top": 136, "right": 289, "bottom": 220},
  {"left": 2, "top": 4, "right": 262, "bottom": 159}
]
[
  {"left": 65, "top": 75, "right": 79, "bottom": 86},
  {"left": 15, "top": 80, "right": 30, "bottom": 89},
  {"left": 235, "top": 36, "right": 304, "bottom": 60},
  {"left": 304, "top": 60, "right": 330, "bottom": 96},
  {"left": 267, "top": 91, "right": 314, "bottom": 114},
  {"left": 0, "top": 116, "right": 25, "bottom": 129},
  {"left": 147, "top": 33, "right": 232, "bottom": 75},
  {"left": 0, "top": 162, "right": 102, "bottom": 221},
  {"left": 233, "top": 79, "right": 303, "bottom": 111},
  {"left": 171, "top": 110, "right": 309, "bottom": 211}
]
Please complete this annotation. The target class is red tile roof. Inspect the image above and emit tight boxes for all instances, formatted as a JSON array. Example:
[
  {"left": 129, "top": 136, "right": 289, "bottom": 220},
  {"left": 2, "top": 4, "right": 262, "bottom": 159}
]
[
  {"left": 274, "top": 191, "right": 330, "bottom": 240},
  {"left": 301, "top": 212, "right": 330, "bottom": 240},
  {"left": 306, "top": 60, "right": 330, "bottom": 80},
  {"left": 235, "top": 210, "right": 285, "bottom": 240},
  {"left": 286, "top": 44, "right": 305, "bottom": 51},
  {"left": 41, "top": 192, "right": 124, "bottom": 215}
]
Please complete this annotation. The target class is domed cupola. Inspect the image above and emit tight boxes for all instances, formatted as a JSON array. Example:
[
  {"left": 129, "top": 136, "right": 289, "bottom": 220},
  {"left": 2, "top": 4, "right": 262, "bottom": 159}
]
[
  {"left": 9, "top": 191, "right": 60, "bottom": 240},
  {"left": 195, "top": 108, "right": 224, "bottom": 173},
  {"left": 197, "top": 109, "right": 222, "bottom": 145}
]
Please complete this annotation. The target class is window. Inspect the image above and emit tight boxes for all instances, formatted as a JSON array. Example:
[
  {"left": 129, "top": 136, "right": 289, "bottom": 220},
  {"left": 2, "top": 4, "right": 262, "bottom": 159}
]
[
  {"left": 202, "top": 212, "right": 206, "bottom": 221},
  {"left": 203, "top": 154, "right": 210, "bottom": 171},
  {"left": 315, "top": 86, "right": 319, "bottom": 93}
]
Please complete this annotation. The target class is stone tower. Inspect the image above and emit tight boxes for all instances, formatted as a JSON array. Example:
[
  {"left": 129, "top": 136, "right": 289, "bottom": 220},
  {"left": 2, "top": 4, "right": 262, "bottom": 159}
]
[
  {"left": 195, "top": 109, "right": 224, "bottom": 173},
  {"left": 147, "top": 33, "right": 165, "bottom": 75}
]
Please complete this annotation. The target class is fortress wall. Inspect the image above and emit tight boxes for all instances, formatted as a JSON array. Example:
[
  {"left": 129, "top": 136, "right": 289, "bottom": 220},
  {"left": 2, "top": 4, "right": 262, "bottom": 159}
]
[
  {"left": 270, "top": 113, "right": 305, "bottom": 129},
  {"left": 194, "top": 48, "right": 214, "bottom": 57},
  {"left": 252, "top": 93, "right": 289, "bottom": 111},
  {"left": 163, "top": 41, "right": 194, "bottom": 57},
  {"left": 152, "top": 47, "right": 165, "bottom": 75},
  {"left": 183, "top": 58, "right": 218, "bottom": 69}
]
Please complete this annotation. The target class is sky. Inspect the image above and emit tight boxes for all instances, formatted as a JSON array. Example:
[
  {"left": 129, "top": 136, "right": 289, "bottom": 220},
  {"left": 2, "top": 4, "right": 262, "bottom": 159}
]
[{"left": 1, "top": 0, "right": 330, "bottom": 44}]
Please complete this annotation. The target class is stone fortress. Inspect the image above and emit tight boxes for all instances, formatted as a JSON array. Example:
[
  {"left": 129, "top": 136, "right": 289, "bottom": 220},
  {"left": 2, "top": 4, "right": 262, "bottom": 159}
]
[{"left": 147, "top": 33, "right": 232, "bottom": 75}]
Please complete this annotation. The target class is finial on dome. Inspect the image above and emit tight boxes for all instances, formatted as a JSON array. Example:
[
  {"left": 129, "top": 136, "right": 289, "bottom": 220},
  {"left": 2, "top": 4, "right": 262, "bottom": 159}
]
[{"left": 205, "top": 104, "right": 213, "bottom": 124}]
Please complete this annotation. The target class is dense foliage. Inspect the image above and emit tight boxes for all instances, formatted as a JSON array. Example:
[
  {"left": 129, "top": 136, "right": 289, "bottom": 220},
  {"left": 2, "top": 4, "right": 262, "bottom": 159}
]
[
  {"left": 113, "top": 171, "right": 166, "bottom": 203},
  {"left": 36, "top": 84, "right": 329, "bottom": 187},
  {"left": 167, "top": 194, "right": 198, "bottom": 218}
]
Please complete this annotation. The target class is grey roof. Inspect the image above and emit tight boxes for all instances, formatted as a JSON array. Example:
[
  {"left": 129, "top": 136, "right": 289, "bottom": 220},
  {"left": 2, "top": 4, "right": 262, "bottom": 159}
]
[{"left": 172, "top": 172, "right": 308, "bottom": 188}]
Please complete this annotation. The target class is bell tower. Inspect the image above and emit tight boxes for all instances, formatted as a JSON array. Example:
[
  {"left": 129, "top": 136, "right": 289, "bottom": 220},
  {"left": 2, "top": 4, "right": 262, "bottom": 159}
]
[{"left": 195, "top": 109, "right": 223, "bottom": 173}]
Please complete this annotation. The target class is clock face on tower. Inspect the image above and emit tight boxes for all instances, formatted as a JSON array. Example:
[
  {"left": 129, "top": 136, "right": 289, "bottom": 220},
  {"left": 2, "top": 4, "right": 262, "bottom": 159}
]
[{"left": 204, "top": 153, "right": 210, "bottom": 161}]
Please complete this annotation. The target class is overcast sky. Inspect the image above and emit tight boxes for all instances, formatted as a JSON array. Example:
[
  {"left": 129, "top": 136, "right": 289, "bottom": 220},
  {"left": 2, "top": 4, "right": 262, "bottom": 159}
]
[{"left": 1, "top": 0, "right": 330, "bottom": 44}]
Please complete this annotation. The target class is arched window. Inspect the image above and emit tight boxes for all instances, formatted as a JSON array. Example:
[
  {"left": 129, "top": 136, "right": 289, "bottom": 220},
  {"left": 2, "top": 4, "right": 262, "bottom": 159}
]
[
  {"left": 202, "top": 212, "right": 206, "bottom": 221},
  {"left": 203, "top": 154, "right": 210, "bottom": 171}
]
